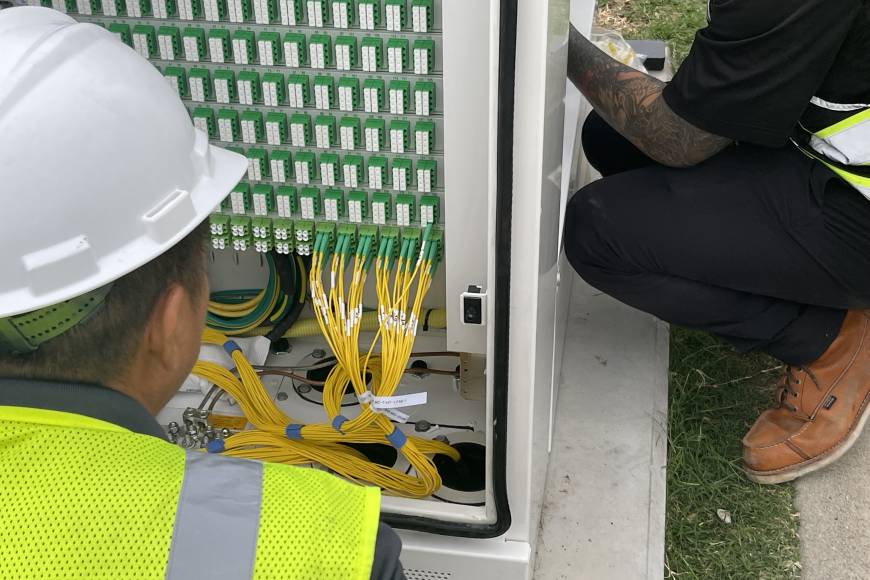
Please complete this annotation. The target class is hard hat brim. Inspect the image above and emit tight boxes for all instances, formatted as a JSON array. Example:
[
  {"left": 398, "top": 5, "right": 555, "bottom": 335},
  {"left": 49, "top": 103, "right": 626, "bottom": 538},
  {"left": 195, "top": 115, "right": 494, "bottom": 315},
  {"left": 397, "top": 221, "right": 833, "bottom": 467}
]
[{"left": 0, "top": 144, "right": 248, "bottom": 319}]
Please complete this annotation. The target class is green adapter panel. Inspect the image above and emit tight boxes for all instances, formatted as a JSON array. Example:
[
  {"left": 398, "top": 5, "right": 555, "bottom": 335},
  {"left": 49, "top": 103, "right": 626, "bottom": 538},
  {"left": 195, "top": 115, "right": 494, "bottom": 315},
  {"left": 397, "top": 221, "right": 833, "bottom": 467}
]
[{"left": 83, "top": 0, "right": 444, "bottom": 257}]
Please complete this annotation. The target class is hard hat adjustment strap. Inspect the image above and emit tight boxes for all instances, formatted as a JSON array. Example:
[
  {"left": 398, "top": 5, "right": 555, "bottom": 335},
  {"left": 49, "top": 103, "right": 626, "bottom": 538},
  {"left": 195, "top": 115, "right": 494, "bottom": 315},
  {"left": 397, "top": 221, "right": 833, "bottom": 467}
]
[
  {"left": 0, "top": 319, "right": 33, "bottom": 355},
  {"left": 0, "top": 284, "right": 114, "bottom": 355}
]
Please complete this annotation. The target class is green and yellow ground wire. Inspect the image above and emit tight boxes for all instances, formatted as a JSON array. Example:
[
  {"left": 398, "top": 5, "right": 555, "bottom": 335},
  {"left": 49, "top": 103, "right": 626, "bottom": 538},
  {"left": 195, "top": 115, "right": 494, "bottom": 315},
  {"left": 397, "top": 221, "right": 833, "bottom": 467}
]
[{"left": 207, "top": 253, "right": 306, "bottom": 337}]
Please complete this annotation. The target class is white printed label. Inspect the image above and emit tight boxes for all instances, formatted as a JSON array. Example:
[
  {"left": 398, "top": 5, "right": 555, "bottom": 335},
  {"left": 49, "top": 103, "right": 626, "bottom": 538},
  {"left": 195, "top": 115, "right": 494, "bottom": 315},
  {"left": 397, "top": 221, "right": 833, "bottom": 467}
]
[
  {"left": 359, "top": 391, "right": 428, "bottom": 409},
  {"left": 384, "top": 409, "right": 410, "bottom": 423}
]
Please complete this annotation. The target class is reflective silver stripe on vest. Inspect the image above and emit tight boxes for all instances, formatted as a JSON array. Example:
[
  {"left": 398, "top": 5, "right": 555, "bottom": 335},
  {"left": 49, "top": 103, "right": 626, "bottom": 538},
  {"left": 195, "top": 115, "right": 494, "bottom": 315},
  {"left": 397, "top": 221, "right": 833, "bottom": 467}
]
[
  {"left": 810, "top": 96, "right": 870, "bottom": 112},
  {"left": 165, "top": 452, "right": 264, "bottom": 580}
]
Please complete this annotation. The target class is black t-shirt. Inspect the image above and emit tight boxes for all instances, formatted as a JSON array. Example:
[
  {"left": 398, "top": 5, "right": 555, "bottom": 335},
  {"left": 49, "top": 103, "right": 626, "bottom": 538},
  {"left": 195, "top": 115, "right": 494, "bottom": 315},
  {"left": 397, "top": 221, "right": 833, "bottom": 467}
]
[{"left": 662, "top": 0, "right": 870, "bottom": 147}]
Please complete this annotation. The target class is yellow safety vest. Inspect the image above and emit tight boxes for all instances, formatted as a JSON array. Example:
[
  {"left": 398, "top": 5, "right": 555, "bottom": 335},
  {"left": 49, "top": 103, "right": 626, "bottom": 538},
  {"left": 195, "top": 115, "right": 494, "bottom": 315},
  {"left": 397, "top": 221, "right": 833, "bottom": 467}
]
[
  {"left": 0, "top": 406, "right": 380, "bottom": 580},
  {"left": 795, "top": 96, "right": 870, "bottom": 198}
]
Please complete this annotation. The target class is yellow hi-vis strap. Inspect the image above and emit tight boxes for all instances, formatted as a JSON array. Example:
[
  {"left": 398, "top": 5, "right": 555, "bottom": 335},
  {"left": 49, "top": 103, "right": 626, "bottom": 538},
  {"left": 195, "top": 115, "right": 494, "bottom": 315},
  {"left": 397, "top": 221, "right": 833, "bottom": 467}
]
[
  {"left": 816, "top": 107, "right": 870, "bottom": 140},
  {"left": 793, "top": 139, "right": 870, "bottom": 199},
  {"left": 807, "top": 97, "right": 870, "bottom": 166}
]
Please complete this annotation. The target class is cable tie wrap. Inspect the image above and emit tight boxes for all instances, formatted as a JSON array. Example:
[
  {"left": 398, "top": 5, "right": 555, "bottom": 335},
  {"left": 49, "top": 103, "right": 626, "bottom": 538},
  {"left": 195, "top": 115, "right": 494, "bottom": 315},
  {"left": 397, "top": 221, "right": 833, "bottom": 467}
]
[
  {"left": 223, "top": 340, "right": 242, "bottom": 356},
  {"left": 331, "top": 414, "right": 349, "bottom": 433},
  {"left": 285, "top": 424, "right": 304, "bottom": 440},
  {"left": 385, "top": 427, "right": 407, "bottom": 449},
  {"left": 206, "top": 439, "right": 225, "bottom": 453}
]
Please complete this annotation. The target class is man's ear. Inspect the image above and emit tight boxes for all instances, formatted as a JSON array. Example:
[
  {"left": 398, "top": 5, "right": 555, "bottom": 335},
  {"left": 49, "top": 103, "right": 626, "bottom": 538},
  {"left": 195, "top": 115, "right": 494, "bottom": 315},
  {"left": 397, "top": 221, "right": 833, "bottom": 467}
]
[{"left": 144, "top": 285, "right": 189, "bottom": 373}]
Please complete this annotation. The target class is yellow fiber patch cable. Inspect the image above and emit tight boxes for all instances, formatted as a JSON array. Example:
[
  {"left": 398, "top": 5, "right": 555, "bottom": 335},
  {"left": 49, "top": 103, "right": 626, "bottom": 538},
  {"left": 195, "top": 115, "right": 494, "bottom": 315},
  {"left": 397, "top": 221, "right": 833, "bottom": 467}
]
[
  {"left": 197, "top": 227, "right": 456, "bottom": 498},
  {"left": 194, "top": 358, "right": 456, "bottom": 496}
]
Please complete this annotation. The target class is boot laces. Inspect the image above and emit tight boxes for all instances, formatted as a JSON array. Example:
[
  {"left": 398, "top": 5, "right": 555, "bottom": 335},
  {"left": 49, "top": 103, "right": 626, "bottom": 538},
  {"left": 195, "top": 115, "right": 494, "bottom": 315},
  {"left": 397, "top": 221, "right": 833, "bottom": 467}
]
[{"left": 777, "top": 366, "right": 821, "bottom": 413}]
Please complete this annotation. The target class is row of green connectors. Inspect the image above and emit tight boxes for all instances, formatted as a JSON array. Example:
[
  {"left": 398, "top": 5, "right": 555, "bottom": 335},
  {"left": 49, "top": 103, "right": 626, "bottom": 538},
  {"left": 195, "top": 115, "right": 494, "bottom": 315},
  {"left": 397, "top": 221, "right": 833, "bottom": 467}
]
[
  {"left": 73, "top": 0, "right": 434, "bottom": 30},
  {"left": 192, "top": 139, "right": 438, "bottom": 194},
  {"left": 108, "top": 22, "right": 435, "bottom": 70},
  {"left": 189, "top": 107, "right": 435, "bottom": 152},
  {"left": 219, "top": 183, "right": 440, "bottom": 226},
  {"left": 209, "top": 213, "right": 439, "bottom": 261}
]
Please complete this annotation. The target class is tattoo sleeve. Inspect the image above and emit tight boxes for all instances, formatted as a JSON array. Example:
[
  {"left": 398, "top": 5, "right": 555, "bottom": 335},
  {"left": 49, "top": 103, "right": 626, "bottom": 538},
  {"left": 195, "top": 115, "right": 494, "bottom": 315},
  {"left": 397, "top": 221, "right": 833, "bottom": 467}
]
[{"left": 568, "top": 26, "right": 731, "bottom": 167}]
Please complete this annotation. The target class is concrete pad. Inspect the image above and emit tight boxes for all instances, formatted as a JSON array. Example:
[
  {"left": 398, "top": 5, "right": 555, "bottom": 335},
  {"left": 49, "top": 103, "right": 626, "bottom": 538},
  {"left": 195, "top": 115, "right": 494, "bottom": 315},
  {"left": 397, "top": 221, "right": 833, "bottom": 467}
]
[
  {"left": 534, "top": 276, "right": 669, "bottom": 579},
  {"left": 796, "top": 423, "right": 870, "bottom": 579}
]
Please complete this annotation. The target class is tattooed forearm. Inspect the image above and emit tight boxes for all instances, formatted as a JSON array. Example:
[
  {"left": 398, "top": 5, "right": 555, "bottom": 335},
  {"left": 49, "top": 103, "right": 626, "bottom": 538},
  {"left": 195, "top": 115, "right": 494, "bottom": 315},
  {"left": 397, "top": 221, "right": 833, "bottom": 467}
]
[{"left": 568, "top": 26, "right": 730, "bottom": 167}]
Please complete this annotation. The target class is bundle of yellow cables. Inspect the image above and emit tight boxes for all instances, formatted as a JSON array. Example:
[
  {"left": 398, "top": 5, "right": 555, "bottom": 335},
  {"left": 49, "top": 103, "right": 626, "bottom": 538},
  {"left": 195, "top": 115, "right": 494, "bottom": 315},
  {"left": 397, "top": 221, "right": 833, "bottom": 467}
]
[{"left": 196, "top": 226, "right": 457, "bottom": 498}]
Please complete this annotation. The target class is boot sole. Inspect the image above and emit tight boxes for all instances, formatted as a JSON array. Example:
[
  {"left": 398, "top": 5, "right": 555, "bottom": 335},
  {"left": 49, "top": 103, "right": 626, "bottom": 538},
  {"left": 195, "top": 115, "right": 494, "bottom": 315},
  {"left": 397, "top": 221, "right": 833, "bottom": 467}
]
[{"left": 744, "top": 390, "right": 870, "bottom": 484}]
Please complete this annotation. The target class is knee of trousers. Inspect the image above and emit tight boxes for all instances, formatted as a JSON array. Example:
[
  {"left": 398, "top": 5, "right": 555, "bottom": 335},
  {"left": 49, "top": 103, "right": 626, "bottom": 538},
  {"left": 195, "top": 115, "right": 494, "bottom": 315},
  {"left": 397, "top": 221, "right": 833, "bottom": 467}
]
[
  {"left": 564, "top": 179, "right": 622, "bottom": 280},
  {"left": 580, "top": 111, "right": 614, "bottom": 171}
]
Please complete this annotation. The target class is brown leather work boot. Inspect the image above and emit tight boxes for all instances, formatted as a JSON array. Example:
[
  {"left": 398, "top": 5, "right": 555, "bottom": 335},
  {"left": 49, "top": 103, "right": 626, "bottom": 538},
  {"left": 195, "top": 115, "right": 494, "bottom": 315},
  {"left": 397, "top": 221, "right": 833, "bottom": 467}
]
[{"left": 743, "top": 310, "right": 870, "bottom": 484}]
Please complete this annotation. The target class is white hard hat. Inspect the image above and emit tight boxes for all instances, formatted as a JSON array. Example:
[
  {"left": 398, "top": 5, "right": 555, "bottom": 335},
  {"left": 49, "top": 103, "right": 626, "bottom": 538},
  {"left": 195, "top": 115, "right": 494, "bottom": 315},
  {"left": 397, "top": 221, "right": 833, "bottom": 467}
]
[{"left": 0, "top": 7, "right": 247, "bottom": 319}]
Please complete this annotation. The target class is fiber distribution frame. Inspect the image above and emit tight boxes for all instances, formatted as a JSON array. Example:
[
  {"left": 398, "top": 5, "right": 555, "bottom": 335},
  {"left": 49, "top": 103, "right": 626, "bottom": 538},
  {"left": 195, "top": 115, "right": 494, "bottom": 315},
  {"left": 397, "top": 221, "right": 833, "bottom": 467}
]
[{"left": 39, "top": 0, "right": 578, "bottom": 576}]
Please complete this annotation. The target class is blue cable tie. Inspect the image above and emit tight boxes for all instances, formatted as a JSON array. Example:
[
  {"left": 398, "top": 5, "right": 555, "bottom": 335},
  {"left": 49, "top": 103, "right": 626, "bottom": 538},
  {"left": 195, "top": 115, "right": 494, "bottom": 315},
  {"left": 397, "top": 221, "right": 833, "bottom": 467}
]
[
  {"left": 223, "top": 340, "right": 242, "bottom": 356},
  {"left": 331, "top": 415, "right": 349, "bottom": 433},
  {"left": 206, "top": 439, "right": 225, "bottom": 454},
  {"left": 385, "top": 427, "right": 407, "bottom": 450},
  {"left": 285, "top": 424, "right": 304, "bottom": 440}
]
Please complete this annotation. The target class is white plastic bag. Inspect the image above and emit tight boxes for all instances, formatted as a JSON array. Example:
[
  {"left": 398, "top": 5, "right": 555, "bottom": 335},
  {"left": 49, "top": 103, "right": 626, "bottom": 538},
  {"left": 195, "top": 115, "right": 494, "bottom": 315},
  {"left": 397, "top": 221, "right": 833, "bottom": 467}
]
[{"left": 591, "top": 26, "right": 648, "bottom": 73}]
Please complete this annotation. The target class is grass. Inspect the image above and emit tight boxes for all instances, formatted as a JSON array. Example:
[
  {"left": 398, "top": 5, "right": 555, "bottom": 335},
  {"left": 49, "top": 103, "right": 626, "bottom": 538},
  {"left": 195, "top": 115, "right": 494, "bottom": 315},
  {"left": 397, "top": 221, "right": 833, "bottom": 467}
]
[
  {"left": 591, "top": 0, "right": 804, "bottom": 576},
  {"left": 597, "top": 0, "right": 708, "bottom": 65},
  {"left": 666, "top": 329, "right": 801, "bottom": 579}
]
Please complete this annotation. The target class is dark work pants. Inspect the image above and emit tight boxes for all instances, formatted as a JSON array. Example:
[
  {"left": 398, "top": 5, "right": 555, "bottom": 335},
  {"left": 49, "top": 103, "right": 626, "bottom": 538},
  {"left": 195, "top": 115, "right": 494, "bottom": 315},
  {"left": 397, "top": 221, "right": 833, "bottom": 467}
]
[{"left": 564, "top": 112, "right": 870, "bottom": 365}]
